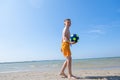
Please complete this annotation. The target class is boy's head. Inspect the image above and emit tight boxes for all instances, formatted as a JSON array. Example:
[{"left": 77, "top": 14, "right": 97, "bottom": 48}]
[{"left": 64, "top": 19, "right": 71, "bottom": 27}]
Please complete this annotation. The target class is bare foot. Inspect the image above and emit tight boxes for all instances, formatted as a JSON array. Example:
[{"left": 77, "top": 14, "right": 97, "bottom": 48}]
[
  {"left": 59, "top": 72, "right": 67, "bottom": 78},
  {"left": 68, "top": 75, "right": 79, "bottom": 80}
]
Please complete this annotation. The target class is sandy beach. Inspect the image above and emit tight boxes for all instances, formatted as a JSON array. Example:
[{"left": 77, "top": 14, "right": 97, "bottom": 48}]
[
  {"left": 0, "top": 69, "right": 120, "bottom": 80},
  {"left": 0, "top": 57, "right": 120, "bottom": 80}
]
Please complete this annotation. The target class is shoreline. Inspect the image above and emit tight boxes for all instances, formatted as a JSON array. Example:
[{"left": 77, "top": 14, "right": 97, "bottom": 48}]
[
  {"left": 0, "top": 56, "right": 120, "bottom": 64},
  {"left": 0, "top": 66, "right": 120, "bottom": 74}
]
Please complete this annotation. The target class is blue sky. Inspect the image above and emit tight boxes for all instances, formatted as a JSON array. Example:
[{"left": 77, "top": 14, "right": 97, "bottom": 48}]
[{"left": 0, "top": 0, "right": 120, "bottom": 62}]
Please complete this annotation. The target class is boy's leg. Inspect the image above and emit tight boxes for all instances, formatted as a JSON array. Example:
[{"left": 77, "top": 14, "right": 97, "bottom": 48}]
[
  {"left": 66, "top": 56, "right": 78, "bottom": 79},
  {"left": 59, "top": 60, "right": 67, "bottom": 77},
  {"left": 66, "top": 56, "right": 72, "bottom": 76}
]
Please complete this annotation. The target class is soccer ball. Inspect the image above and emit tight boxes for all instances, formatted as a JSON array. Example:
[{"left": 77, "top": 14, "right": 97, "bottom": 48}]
[{"left": 70, "top": 34, "right": 79, "bottom": 43}]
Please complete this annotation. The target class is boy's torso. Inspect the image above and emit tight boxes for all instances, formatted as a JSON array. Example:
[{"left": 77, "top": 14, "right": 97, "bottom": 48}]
[{"left": 62, "top": 27, "right": 70, "bottom": 42}]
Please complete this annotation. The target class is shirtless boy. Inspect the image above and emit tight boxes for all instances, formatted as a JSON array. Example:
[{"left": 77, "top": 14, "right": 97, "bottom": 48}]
[{"left": 60, "top": 19, "right": 78, "bottom": 79}]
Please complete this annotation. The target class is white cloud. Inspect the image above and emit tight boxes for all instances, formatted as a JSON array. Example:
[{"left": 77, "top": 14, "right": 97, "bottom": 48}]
[
  {"left": 80, "top": 24, "right": 107, "bottom": 39},
  {"left": 88, "top": 29, "right": 104, "bottom": 34},
  {"left": 82, "top": 21, "right": 120, "bottom": 39}
]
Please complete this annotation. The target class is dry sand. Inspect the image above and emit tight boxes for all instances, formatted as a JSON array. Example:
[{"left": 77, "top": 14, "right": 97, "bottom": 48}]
[{"left": 0, "top": 69, "right": 120, "bottom": 80}]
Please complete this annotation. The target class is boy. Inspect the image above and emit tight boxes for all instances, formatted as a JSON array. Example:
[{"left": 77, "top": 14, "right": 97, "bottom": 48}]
[{"left": 59, "top": 19, "right": 77, "bottom": 79}]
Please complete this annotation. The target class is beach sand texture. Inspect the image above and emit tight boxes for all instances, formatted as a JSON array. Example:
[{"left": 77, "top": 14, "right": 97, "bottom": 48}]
[
  {"left": 0, "top": 69, "right": 120, "bottom": 80},
  {"left": 0, "top": 57, "right": 120, "bottom": 80}
]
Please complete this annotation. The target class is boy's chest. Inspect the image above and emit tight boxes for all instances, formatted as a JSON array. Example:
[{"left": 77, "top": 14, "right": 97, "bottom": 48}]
[{"left": 65, "top": 30, "right": 70, "bottom": 37}]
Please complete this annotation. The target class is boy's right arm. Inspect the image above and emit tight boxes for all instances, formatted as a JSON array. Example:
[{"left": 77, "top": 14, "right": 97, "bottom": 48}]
[{"left": 70, "top": 41, "right": 76, "bottom": 44}]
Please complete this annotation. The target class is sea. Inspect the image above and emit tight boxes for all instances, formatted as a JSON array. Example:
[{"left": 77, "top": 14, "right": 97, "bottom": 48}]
[{"left": 0, "top": 57, "right": 120, "bottom": 73}]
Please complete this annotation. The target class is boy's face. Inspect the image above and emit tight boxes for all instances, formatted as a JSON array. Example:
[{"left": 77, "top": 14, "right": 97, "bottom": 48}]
[{"left": 64, "top": 20, "right": 71, "bottom": 27}]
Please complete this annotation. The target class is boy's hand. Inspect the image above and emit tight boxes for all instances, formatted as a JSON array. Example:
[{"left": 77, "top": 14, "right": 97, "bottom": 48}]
[
  {"left": 70, "top": 41, "right": 76, "bottom": 44},
  {"left": 61, "top": 48, "right": 62, "bottom": 52}
]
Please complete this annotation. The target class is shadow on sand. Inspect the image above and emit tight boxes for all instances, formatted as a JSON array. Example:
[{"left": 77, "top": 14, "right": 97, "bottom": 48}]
[{"left": 77, "top": 76, "right": 120, "bottom": 80}]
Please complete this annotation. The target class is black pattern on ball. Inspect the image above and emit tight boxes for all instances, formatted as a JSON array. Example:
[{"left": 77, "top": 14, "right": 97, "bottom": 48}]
[{"left": 70, "top": 34, "right": 79, "bottom": 43}]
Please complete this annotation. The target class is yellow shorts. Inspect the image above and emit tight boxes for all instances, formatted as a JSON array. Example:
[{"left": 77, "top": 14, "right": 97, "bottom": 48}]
[{"left": 61, "top": 42, "right": 71, "bottom": 57}]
